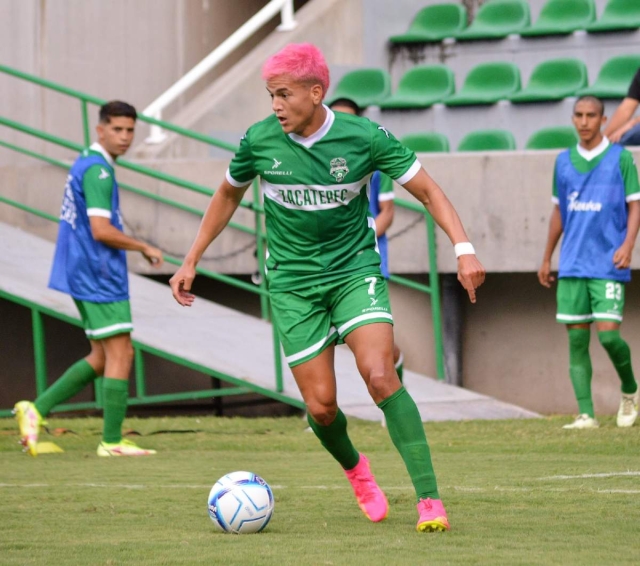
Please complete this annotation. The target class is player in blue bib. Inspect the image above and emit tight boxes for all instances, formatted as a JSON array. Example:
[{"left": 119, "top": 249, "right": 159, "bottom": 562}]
[
  {"left": 539, "top": 95, "right": 640, "bottom": 429},
  {"left": 14, "top": 101, "right": 164, "bottom": 457}
]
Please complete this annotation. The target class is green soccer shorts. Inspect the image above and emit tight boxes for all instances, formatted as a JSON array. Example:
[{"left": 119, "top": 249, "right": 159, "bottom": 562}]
[
  {"left": 73, "top": 299, "right": 133, "bottom": 340},
  {"left": 270, "top": 271, "right": 394, "bottom": 367},
  {"left": 556, "top": 277, "right": 625, "bottom": 324}
]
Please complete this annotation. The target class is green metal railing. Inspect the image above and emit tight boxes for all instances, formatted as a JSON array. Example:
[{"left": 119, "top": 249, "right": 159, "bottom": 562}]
[{"left": 0, "top": 64, "right": 444, "bottom": 417}]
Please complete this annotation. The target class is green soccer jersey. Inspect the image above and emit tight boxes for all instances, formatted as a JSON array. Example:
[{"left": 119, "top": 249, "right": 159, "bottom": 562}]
[{"left": 227, "top": 108, "right": 420, "bottom": 291}]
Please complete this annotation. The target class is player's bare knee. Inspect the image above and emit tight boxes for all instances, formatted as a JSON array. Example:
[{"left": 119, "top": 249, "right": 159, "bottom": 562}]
[
  {"left": 307, "top": 404, "right": 338, "bottom": 426},
  {"left": 367, "top": 370, "right": 398, "bottom": 400}
]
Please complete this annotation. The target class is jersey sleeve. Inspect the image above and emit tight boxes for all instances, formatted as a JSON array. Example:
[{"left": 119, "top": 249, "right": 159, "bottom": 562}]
[
  {"left": 369, "top": 121, "right": 421, "bottom": 185},
  {"left": 551, "top": 158, "right": 560, "bottom": 204},
  {"left": 377, "top": 173, "right": 395, "bottom": 202},
  {"left": 83, "top": 164, "right": 114, "bottom": 217},
  {"left": 620, "top": 149, "right": 640, "bottom": 201},
  {"left": 226, "top": 131, "right": 257, "bottom": 187},
  {"left": 627, "top": 69, "right": 640, "bottom": 101}
]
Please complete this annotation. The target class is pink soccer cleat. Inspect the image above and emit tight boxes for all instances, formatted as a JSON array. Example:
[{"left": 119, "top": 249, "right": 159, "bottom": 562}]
[
  {"left": 344, "top": 453, "right": 389, "bottom": 522},
  {"left": 416, "top": 498, "right": 450, "bottom": 532}
]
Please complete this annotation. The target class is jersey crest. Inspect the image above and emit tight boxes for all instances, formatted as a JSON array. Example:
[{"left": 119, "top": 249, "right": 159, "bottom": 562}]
[{"left": 329, "top": 157, "right": 349, "bottom": 183}]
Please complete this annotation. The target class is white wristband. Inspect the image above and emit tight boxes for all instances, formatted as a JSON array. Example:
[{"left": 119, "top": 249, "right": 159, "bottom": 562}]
[{"left": 454, "top": 242, "right": 475, "bottom": 258}]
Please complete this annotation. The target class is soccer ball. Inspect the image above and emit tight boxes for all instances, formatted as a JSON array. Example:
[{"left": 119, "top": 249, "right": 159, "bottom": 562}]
[{"left": 207, "top": 471, "right": 274, "bottom": 534}]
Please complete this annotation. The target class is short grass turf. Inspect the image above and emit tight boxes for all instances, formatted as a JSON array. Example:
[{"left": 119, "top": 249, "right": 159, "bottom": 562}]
[{"left": 1, "top": 415, "right": 639, "bottom": 566}]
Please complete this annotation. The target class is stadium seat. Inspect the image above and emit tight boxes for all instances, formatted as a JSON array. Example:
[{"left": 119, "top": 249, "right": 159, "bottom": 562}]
[
  {"left": 509, "top": 58, "right": 588, "bottom": 102},
  {"left": 520, "top": 0, "right": 596, "bottom": 36},
  {"left": 455, "top": 0, "right": 530, "bottom": 41},
  {"left": 457, "top": 130, "right": 517, "bottom": 151},
  {"left": 379, "top": 65, "right": 455, "bottom": 109},
  {"left": 587, "top": 0, "right": 640, "bottom": 33},
  {"left": 525, "top": 126, "right": 579, "bottom": 149},
  {"left": 326, "top": 68, "right": 391, "bottom": 108},
  {"left": 388, "top": 3, "right": 467, "bottom": 43},
  {"left": 400, "top": 132, "right": 450, "bottom": 153},
  {"left": 444, "top": 62, "right": 521, "bottom": 106},
  {"left": 576, "top": 55, "right": 640, "bottom": 98}
]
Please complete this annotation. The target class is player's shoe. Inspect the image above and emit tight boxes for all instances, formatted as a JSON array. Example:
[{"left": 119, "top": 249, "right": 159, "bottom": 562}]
[
  {"left": 97, "top": 439, "right": 157, "bottom": 457},
  {"left": 616, "top": 391, "right": 639, "bottom": 428},
  {"left": 13, "top": 401, "right": 45, "bottom": 456},
  {"left": 562, "top": 414, "right": 599, "bottom": 429},
  {"left": 416, "top": 498, "right": 450, "bottom": 532},
  {"left": 344, "top": 453, "right": 388, "bottom": 522}
]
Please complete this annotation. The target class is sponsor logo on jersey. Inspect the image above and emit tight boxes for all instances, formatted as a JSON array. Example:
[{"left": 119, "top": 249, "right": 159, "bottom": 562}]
[
  {"left": 378, "top": 126, "right": 390, "bottom": 138},
  {"left": 272, "top": 158, "right": 282, "bottom": 169},
  {"left": 370, "top": 297, "right": 378, "bottom": 306},
  {"left": 567, "top": 191, "right": 602, "bottom": 212},
  {"left": 329, "top": 157, "right": 349, "bottom": 182},
  {"left": 98, "top": 167, "right": 110, "bottom": 180}
]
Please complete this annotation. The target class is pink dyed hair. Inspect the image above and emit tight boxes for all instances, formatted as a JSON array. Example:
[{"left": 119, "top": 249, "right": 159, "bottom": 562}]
[{"left": 262, "top": 43, "right": 330, "bottom": 96}]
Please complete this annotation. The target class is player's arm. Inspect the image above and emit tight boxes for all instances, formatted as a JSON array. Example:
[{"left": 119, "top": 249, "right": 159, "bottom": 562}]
[
  {"left": 538, "top": 205, "right": 563, "bottom": 288},
  {"left": 613, "top": 151, "right": 640, "bottom": 268},
  {"left": 375, "top": 200, "right": 394, "bottom": 237},
  {"left": 169, "top": 178, "right": 249, "bottom": 306},
  {"left": 90, "top": 217, "right": 163, "bottom": 267},
  {"left": 605, "top": 98, "right": 639, "bottom": 141},
  {"left": 402, "top": 168, "right": 485, "bottom": 303}
]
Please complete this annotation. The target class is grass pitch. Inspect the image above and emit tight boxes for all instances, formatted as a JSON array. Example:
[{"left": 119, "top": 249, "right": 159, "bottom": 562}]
[{"left": 1, "top": 414, "right": 639, "bottom": 566}]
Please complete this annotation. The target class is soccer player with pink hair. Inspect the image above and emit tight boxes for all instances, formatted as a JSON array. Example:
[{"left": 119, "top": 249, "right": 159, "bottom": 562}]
[{"left": 170, "top": 43, "right": 485, "bottom": 532}]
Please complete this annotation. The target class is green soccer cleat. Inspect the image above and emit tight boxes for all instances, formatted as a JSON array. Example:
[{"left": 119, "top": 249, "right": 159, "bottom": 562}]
[
  {"left": 562, "top": 414, "right": 599, "bottom": 429},
  {"left": 97, "top": 439, "right": 157, "bottom": 457},
  {"left": 616, "top": 392, "right": 639, "bottom": 428},
  {"left": 13, "top": 401, "right": 45, "bottom": 457}
]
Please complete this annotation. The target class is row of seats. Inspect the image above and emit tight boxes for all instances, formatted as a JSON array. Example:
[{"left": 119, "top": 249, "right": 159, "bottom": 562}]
[
  {"left": 401, "top": 126, "right": 578, "bottom": 152},
  {"left": 327, "top": 55, "right": 640, "bottom": 109},
  {"left": 390, "top": 0, "right": 640, "bottom": 44}
]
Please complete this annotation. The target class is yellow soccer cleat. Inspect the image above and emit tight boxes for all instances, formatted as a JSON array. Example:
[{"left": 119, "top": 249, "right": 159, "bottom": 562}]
[
  {"left": 13, "top": 401, "right": 45, "bottom": 457},
  {"left": 97, "top": 439, "right": 157, "bottom": 457}
]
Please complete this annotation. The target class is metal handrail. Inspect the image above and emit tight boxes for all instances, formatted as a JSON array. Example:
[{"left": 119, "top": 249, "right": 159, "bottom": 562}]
[
  {"left": 0, "top": 60, "right": 444, "bottom": 420},
  {"left": 143, "top": 0, "right": 297, "bottom": 143}
]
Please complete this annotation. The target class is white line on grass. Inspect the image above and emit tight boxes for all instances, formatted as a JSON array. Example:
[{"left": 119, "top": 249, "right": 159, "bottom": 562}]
[{"left": 538, "top": 471, "right": 640, "bottom": 480}]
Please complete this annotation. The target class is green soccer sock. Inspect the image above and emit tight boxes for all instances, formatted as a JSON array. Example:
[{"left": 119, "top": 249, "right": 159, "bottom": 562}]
[
  {"left": 378, "top": 387, "right": 439, "bottom": 501},
  {"left": 568, "top": 328, "right": 594, "bottom": 417},
  {"left": 34, "top": 359, "right": 98, "bottom": 417},
  {"left": 598, "top": 330, "right": 638, "bottom": 395},
  {"left": 306, "top": 409, "right": 360, "bottom": 470},
  {"left": 102, "top": 378, "right": 129, "bottom": 444},
  {"left": 395, "top": 351, "right": 404, "bottom": 384}
]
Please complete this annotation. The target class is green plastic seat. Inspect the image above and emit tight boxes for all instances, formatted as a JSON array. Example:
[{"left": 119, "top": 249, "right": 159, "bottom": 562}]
[
  {"left": 457, "top": 130, "right": 516, "bottom": 151},
  {"left": 326, "top": 68, "right": 391, "bottom": 108},
  {"left": 389, "top": 3, "right": 467, "bottom": 43},
  {"left": 380, "top": 65, "right": 455, "bottom": 109},
  {"left": 509, "top": 58, "right": 588, "bottom": 102},
  {"left": 400, "top": 132, "right": 450, "bottom": 153},
  {"left": 587, "top": 0, "right": 640, "bottom": 33},
  {"left": 577, "top": 55, "right": 640, "bottom": 98},
  {"left": 520, "top": 0, "right": 596, "bottom": 36},
  {"left": 525, "top": 126, "right": 579, "bottom": 149},
  {"left": 444, "top": 62, "right": 521, "bottom": 106},
  {"left": 455, "top": 0, "right": 530, "bottom": 41}
]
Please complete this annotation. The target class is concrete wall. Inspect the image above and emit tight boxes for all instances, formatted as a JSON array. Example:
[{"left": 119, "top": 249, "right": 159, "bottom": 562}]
[{"left": 0, "top": 0, "right": 291, "bottom": 166}]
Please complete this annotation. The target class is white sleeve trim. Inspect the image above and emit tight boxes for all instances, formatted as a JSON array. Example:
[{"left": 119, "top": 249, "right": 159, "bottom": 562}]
[
  {"left": 551, "top": 196, "right": 559, "bottom": 205},
  {"left": 396, "top": 159, "right": 422, "bottom": 186},
  {"left": 626, "top": 192, "right": 640, "bottom": 202},
  {"left": 378, "top": 192, "right": 395, "bottom": 202},
  {"left": 87, "top": 208, "right": 111, "bottom": 218},
  {"left": 225, "top": 168, "right": 253, "bottom": 188}
]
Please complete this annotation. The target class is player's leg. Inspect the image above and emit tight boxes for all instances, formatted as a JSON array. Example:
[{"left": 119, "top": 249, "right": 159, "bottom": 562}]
[
  {"left": 557, "top": 278, "right": 598, "bottom": 429},
  {"left": 344, "top": 323, "right": 448, "bottom": 532},
  {"left": 590, "top": 280, "right": 638, "bottom": 427},
  {"left": 393, "top": 343, "right": 404, "bottom": 383},
  {"left": 14, "top": 303, "right": 106, "bottom": 455}
]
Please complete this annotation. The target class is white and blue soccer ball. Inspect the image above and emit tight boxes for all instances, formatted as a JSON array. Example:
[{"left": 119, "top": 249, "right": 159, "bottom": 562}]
[{"left": 207, "top": 471, "right": 274, "bottom": 534}]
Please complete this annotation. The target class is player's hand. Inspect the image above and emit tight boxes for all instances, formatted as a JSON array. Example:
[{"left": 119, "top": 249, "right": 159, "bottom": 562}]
[
  {"left": 537, "top": 261, "right": 555, "bottom": 287},
  {"left": 457, "top": 254, "right": 485, "bottom": 304},
  {"left": 169, "top": 263, "right": 196, "bottom": 306},
  {"left": 142, "top": 245, "right": 164, "bottom": 268},
  {"left": 613, "top": 243, "right": 633, "bottom": 269}
]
